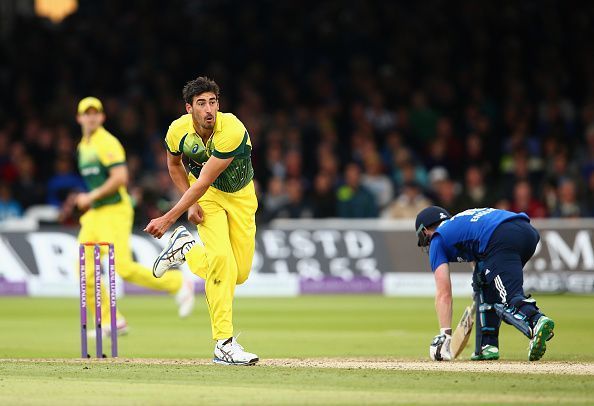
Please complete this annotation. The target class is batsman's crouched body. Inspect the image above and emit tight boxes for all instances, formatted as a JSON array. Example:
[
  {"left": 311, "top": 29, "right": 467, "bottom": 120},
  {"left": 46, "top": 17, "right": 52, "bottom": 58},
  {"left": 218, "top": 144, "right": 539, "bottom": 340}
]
[{"left": 416, "top": 207, "right": 555, "bottom": 361}]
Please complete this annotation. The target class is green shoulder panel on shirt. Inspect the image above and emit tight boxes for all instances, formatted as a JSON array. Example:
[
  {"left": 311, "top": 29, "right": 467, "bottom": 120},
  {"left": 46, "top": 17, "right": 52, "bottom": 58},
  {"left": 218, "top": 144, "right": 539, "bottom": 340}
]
[
  {"left": 212, "top": 131, "right": 249, "bottom": 159},
  {"left": 165, "top": 114, "right": 193, "bottom": 155}
]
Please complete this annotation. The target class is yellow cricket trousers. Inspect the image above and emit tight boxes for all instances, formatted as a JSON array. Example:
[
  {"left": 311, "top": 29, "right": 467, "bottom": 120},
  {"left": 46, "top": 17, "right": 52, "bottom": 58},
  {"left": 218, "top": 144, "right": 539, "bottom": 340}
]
[
  {"left": 78, "top": 201, "right": 182, "bottom": 324},
  {"left": 184, "top": 180, "right": 258, "bottom": 340}
]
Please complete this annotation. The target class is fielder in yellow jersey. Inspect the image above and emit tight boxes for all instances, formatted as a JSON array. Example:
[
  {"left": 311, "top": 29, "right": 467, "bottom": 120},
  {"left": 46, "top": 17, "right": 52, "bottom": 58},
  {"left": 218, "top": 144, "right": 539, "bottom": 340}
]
[
  {"left": 145, "top": 77, "right": 259, "bottom": 366},
  {"left": 75, "top": 97, "right": 195, "bottom": 338}
]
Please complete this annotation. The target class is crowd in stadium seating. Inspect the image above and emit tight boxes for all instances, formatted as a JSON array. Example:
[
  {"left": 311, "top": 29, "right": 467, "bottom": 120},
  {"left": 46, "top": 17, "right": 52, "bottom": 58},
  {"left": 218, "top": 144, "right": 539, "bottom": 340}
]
[{"left": 1, "top": 1, "right": 594, "bottom": 226}]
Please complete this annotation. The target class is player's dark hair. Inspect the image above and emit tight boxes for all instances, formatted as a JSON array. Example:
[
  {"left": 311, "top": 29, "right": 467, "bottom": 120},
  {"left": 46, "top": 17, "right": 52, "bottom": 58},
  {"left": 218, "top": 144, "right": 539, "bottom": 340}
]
[{"left": 182, "top": 76, "right": 220, "bottom": 105}]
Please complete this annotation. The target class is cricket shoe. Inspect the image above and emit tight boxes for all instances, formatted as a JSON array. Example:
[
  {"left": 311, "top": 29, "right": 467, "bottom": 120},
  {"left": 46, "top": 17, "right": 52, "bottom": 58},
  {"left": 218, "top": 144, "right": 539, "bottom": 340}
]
[
  {"left": 175, "top": 275, "right": 195, "bottom": 318},
  {"left": 213, "top": 336, "right": 259, "bottom": 366},
  {"left": 470, "top": 345, "right": 499, "bottom": 361},
  {"left": 87, "top": 319, "right": 129, "bottom": 339},
  {"left": 153, "top": 226, "right": 195, "bottom": 278},
  {"left": 528, "top": 316, "right": 555, "bottom": 361}
]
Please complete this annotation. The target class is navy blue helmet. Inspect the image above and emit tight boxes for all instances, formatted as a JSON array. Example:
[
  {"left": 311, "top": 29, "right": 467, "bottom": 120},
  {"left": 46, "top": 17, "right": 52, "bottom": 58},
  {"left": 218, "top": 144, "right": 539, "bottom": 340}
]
[{"left": 415, "top": 206, "right": 451, "bottom": 247}]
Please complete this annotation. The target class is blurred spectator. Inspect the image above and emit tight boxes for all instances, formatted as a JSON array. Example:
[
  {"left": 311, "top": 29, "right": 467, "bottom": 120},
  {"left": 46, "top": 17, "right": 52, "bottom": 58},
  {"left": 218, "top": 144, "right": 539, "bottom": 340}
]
[
  {"left": 46, "top": 154, "right": 86, "bottom": 207},
  {"left": 424, "top": 137, "right": 450, "bottom": 173},
  {"left": 390, "top": 148, "right": 427, "bottom": 190},
  {"left": 311, "top": 172, "right": 337, "bottom": 218},
  {"left": 494, "top": 197, "right": 512, "bottom": 211},
  {"left": 586, "top": 172, "right": 594, "bottom": 216},
  {"left": 433, "top": 117, "right": 465, "bottom": 177},
  {"left": 551, "top": 178, "right": 588, "bottom": 218},
  {"left": 455, "top": 166, "right": 495, "bottom": 211},
  {"left": 541, "top": 178, "right": 559, "bottom": 217},
  {"left": 316, "top": 141, "right": 342, "bottom": 184},
  {"left": 426, "top": 166, "right": 448, "bottom": 201},
  {"left": 12, "top": 154, "right": 45, "bottom": 209},
  {"left": 258, "top": 141, "right": 286, "bottom": 186},
  {"left": 410, "top": 91, "right": 438, "bottom": 144},
  {"left": 0, "top": 131, "right": 19, "bottom": 183},
  {"left": 272, "top": 178, "right": 313, "bottom": 219},
  {"left": 575, "top": 124, "right": 594, "bottom": 181},
  {"left": 337, "top": 163, "right": 378, "bottom": 218},
  {"left": 361, "top": 151, "right": 393, "bottom": 209},
  {"left": 500, "top": 147, "right": 544, "bottom": 199},
  {"left": 0, "top": 182, "right": 22, "bottom": 222},
  {"left": 133, "top": 171, "right": 179, "bottom": 225},
  {"left": 465, "top": 133, "right": 492, "bottom": 179},
  {"left": 382, "top": 181, "right": 433, "bottom": 219},
  {"left": 543, "top": 146, "right": 582, "bottom": 193},
  {"left": 537, "top": 85, "right": 577, "bottom": 138},
  {"left": 365, "top": 94, "right": 397, "bottom": 134},
  {"left": 510, "top": 180, "right": 547, "bottom": 218},
  {"left": 261, "top": 176, "right": 289, "bottom": 222},
  {"left": 285, "top": 149, "right": 309, "bottom": 189},
  {"left": 380, "top": 130, "right": 405, "bottom": 170},
  {"left": 426, "top": 166, "right": 460, "bottom": 214}
]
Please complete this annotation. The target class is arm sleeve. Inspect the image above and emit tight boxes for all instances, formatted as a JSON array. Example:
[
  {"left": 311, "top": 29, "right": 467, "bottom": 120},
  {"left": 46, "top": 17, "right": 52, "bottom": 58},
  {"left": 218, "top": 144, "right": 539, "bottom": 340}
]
[
  {"left": 165, "top": 124, "right": 183, "bottom": 155},
  {"left": 97, "top": 136, "right": 126, "bottom": 168},
  {"left": 212, "top": 116, "right": 248, "bottom": 158},
  {"left": 429, "top": 234, "right": 449, "bottom": 272}
]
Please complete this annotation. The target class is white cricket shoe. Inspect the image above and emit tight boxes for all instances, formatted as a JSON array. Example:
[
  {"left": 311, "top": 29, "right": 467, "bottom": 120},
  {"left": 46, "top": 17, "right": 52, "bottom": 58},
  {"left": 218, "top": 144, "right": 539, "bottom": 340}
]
[
  {"left": 175, "top": 276, "right": 195, "bottom": 318},
  {"left": 153, "top": 226, "right": 195, "bottom": 278},
  {"left": 213, "top": 336, "right": 259, "bottom": 366}
]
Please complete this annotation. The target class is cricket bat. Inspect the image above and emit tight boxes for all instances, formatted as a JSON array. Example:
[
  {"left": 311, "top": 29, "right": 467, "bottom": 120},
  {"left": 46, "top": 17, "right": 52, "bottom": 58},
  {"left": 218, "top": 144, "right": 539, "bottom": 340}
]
[{"left": 450, "top": 300, "right": 476, "bottom": 358}]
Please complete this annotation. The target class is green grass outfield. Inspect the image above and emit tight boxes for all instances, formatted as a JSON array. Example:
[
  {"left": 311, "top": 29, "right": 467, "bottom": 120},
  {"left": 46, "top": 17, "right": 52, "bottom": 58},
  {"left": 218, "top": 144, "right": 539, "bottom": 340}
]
[{"left": 0, "top": 294, "right": 593, "bottom": 405}]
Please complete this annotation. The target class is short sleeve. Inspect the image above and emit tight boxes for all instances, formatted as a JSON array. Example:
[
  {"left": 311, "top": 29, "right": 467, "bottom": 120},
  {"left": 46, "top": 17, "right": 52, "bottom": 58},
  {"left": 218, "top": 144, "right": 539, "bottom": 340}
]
[
  {"left": 97, "top": 135, "right": 126, "bottom": 168},
  {"left": 212, "top": 115, "right": 248, "bottom": 158},
  {"left": 165, "top": 124, "right": 183, "bottom": 155},
  {"left": 429, "top": 234, "right": 449, "bottom": 272}
]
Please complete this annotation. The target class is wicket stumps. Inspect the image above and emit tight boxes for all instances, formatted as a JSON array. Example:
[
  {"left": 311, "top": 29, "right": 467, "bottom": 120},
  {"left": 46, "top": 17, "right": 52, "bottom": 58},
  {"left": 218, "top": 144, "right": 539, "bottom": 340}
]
[{"left": 79, "top": 242, "right": 118, "bottom": 358}]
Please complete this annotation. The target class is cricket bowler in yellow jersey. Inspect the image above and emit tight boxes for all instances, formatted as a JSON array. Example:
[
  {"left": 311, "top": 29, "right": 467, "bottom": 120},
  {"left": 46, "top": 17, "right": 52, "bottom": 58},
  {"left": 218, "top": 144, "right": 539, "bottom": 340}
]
[
  {"left": 145, "top": 77, "right": 259, "bottom": 365},
  {"left": 76, "top": 97, "right": 195, "bottom": 337}
]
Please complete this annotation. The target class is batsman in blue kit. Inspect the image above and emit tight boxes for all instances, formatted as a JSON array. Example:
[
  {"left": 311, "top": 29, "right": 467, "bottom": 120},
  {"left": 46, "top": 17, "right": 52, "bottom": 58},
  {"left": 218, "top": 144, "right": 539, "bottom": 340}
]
[{"left": 415, "top": 206, "right": 555, "bottom": 361}]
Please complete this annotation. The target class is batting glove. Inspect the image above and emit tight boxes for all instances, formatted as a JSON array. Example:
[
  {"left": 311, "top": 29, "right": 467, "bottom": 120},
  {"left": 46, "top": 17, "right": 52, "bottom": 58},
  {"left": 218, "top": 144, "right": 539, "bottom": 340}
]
[{"left": 429, "top": 328, "right": 452, "bottom": 361}]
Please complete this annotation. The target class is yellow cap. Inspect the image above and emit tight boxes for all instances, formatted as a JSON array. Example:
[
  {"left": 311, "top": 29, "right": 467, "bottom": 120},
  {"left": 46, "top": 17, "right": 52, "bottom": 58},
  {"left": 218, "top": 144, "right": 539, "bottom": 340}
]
[{"left": 77, "top": 97, "right": 103, "bottom": 114}]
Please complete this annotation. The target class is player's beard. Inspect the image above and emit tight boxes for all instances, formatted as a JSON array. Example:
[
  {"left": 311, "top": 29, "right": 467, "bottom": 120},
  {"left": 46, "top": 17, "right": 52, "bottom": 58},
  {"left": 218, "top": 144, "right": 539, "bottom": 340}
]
[
  {"left": 193, "top": 112, "right": 215, "bottom": 131},
  {"left": 202, "top": 115, "right": 215, "bottom": 130}
]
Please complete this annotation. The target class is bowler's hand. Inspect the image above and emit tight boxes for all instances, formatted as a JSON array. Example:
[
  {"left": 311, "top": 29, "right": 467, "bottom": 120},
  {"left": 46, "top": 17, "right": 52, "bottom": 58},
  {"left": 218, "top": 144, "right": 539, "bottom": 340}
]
[
  {"left": 75, "top": 193, "right": 93, "bottom": 212},
  {"left": 188, "top": 203, "right": 204, "bottom": 224},
  {"left": 144, "top": 215, "right": 175, "bottom": 239}
]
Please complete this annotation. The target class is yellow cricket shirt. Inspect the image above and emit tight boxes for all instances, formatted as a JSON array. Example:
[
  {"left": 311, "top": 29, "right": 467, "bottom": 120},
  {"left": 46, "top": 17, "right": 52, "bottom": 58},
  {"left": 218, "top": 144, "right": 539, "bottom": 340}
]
[
  {"left": 164, "top": 112, "right": 254, "bottom": 193},
  {"left": 77, "top": 127, "right": 130, "bottom": 208}
]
